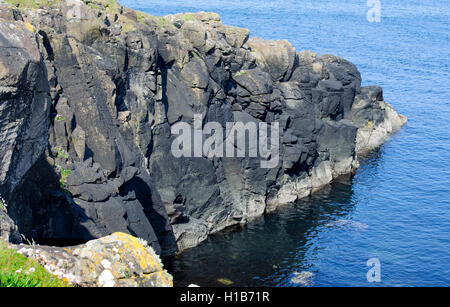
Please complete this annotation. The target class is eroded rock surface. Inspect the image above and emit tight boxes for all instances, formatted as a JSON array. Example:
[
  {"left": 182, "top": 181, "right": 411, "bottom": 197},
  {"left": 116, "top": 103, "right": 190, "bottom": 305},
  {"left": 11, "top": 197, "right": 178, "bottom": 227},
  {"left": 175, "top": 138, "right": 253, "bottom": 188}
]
[
  {"left": 0, "top": 207, "right": 22, "bottom": 243},
  {"left": 9, "top": 232, "right": 173, "bottom": 287},
  {"left": 0, "top": 0, "right": 406, "bottom": 253}
]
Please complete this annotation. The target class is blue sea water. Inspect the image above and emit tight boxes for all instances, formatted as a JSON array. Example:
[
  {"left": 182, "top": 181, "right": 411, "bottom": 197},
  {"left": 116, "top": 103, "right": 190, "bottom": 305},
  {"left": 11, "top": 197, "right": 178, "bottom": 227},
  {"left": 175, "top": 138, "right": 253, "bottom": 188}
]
[{"left": 119, "top": 0, "right": 450, "bottom": 286}]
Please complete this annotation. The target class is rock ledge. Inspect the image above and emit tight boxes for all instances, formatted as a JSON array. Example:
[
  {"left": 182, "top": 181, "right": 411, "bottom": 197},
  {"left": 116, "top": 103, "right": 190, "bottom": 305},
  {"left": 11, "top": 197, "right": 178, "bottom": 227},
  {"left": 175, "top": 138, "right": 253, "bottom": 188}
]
[{"left": 10, "top": 232, "right": 173, "bottom": 287}]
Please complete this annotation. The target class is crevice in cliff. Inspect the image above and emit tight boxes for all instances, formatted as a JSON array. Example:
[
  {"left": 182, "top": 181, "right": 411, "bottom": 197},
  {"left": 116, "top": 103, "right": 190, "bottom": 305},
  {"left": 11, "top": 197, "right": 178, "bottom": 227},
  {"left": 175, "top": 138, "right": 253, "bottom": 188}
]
[{"left": 38, "top": 30, "right": 54, "bottom": 62}]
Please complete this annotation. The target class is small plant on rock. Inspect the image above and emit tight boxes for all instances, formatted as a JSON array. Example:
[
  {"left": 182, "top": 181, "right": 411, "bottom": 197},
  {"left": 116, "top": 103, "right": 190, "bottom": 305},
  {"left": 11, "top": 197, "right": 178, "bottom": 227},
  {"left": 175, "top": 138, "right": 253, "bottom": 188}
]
[
  {"left": 0, "top": 195, "right": 7, "bottom": 212},
  {"left": 233, "top": 70, "right": 248, "bottom": 78},
  {"left": 55, "top": 147, "right": 68, "bottom": 160},
  {"left": 55, "top": 165, "right": 72, "bottom": 196}
]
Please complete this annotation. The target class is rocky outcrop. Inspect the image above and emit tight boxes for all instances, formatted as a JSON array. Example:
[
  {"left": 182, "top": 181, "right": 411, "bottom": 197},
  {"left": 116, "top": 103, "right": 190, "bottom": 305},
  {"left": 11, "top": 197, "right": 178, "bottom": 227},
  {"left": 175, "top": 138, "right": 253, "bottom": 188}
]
[
  {"left": 9, "top": 232, "right": 173, "bottom": 287},
  {"left": 352, "top": 86, "right": 407, "bottom": 153},
  {"left": 0, "top": 0, "right": 406, "bottom": 253},
  {"left": 1, "top": 206, "right": 22, "bottom": 243}
]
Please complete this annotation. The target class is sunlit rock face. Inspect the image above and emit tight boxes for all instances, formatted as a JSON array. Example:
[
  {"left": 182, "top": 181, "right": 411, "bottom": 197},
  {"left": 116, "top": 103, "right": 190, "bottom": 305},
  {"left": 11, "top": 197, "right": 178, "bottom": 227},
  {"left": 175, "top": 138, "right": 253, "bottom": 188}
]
[{"left": 0, "top": 0, "right": 405, "bottom": 253}]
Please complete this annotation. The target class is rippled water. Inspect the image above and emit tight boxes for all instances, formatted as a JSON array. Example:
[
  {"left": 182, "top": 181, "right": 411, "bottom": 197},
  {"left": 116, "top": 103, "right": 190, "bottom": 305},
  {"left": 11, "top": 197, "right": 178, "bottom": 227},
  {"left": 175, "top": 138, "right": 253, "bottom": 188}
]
[{"left": 119, "top": 0, "right": 450, "bottom": 286}]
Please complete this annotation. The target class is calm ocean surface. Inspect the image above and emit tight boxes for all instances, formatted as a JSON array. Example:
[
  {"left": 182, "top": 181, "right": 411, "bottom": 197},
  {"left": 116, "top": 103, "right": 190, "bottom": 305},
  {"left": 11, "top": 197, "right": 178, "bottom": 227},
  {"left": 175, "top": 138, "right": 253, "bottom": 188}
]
[{"left": 120, "top": 0, "right": 450, "bottom": 286}]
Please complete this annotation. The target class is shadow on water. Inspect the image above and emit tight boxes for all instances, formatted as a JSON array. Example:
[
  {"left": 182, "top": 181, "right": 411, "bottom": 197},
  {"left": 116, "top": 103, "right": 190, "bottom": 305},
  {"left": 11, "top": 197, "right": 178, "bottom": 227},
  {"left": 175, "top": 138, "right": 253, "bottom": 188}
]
[{"left": 164, "top": 173, "right": 363, "bottom": 287}]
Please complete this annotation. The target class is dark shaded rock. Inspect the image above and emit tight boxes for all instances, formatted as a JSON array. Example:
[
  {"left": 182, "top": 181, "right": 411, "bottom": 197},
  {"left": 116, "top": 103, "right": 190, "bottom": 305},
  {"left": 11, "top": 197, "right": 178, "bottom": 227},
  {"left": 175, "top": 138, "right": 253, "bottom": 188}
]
[
  {"left": 66, "top": 162, "right": 105, "bottom": 186},
  {"left": 312, "top": 80, "right": 344, "bottom": 119},
  {"left": 0, "top": 209, "right": 22, "bottom": 243},
  {"left": 0, "top": 15, "right": 50, "bottom": 198}
]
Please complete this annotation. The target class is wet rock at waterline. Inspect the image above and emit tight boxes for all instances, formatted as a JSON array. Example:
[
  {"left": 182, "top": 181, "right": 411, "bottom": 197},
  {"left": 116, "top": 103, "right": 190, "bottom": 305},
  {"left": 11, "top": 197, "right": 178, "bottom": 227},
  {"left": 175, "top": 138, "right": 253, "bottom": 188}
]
[{"left": 290, "top": 271, "right": 314, "bottom": 286}]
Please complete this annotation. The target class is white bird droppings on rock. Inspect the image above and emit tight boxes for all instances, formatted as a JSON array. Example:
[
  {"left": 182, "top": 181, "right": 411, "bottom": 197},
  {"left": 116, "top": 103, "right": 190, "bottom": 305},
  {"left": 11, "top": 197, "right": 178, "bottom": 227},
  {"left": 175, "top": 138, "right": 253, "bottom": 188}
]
[
  {"left": 101, "top": 259, "right": 112, "bottom": 269},
  {"left": 98, "top": 270, "right": 115, "bottom": 287}
]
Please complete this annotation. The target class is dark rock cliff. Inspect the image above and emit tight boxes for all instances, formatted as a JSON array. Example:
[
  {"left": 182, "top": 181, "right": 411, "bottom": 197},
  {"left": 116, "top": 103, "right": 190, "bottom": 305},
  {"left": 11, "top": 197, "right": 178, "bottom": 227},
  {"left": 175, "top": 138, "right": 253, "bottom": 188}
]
[{"left": 0, "top": 0, "right": 406, "bottom": 254}]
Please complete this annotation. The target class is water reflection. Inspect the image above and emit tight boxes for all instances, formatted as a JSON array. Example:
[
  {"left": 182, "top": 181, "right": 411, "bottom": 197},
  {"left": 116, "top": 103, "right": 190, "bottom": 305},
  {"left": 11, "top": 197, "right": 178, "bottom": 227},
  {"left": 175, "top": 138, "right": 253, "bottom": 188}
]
[{"left": 164, "top": 175, "right": 362, "bottom": 287}]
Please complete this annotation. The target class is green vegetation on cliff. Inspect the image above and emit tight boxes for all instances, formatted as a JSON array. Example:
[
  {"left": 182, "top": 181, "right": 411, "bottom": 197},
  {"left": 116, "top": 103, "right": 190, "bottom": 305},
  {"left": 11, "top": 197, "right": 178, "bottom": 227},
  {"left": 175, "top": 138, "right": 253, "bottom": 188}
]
[
  {"left": 4, "top": 0, "right": 173, "bottom": 31},
  {"left": 84, "top": 0, "right": 119, "bottom": 14},
  {"left": 233, "top": 70, "right": 248, "bottom": 78},
  {"left": 3, "top": 0, "right": 60, "bottom": 9},
  {"left": 0, "top": 241, "right": 68, "bottom": 287},
  {"left": 4, "top": 0, "right": 118, "bottom": 11}
]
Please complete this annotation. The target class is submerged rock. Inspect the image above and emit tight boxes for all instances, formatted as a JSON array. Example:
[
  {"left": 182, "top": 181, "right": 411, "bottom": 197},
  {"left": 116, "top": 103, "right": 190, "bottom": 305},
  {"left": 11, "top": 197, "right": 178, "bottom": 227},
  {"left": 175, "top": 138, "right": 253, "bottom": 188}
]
[
  {"left": 10, "top": 232, "right": 173, "bottom": 287},
  {"left": 290, "top": 271, "right": 314, "bottom": 286},
  {"left": 217, "top": 278, "right": 234, "bottom": 285},
  {"left": 325, "top": 219, "right": 369, "bottom": 231}
]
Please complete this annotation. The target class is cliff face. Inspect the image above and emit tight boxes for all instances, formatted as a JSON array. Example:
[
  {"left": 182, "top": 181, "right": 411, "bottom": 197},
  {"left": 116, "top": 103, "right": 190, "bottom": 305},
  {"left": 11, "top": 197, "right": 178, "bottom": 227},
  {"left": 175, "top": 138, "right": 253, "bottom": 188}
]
[{"left": 0, "top": 0, "right": 406, "bottom": 254}]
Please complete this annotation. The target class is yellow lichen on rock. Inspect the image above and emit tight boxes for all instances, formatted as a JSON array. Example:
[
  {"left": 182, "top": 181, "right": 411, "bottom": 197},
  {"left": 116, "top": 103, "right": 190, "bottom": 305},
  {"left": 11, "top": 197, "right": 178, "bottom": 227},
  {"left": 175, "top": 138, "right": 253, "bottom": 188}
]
[
  {"left": 24, "top": 22, "right": 34, "bottom": 32},
  {"left": 13, "top": 232, "right": 172, "bottom": 287},
  {"left": 138, "top": 270, "right": 173, "bottom": 287},
  {"left": 217, "top": 278, "right": 234, "bottom": 285},
  {"left": 108, "top": 232, "right": 162, "bottom": 274}
]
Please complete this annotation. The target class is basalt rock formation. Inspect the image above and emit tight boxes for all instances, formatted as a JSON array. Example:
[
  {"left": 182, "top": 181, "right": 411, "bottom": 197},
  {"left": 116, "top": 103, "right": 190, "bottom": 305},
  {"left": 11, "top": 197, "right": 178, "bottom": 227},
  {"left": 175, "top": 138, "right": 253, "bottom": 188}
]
[{"left": 0, "top": 0, "right": 406, "bottom": 254}]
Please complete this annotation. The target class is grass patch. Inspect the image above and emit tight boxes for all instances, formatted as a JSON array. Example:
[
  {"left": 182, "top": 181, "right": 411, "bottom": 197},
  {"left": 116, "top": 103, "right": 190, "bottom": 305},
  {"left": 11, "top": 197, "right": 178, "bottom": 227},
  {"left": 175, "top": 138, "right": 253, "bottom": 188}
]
[
  {"left": 58, "top": 183, "right": 71, "bottom": 196},
  {"left": 120, "top": 22, "right": 135, "bottom": 34},
  {"left": 136, "top": 9, "right": 175, "bottom": 29},
  {"left": 136, "top": 11, "right": 151, "bottom": 24},
  {"left": 3, "top": 0, "right": 63, "bottom": 9},
  {"left": 59, "top": 167, "right": 71, "bottom": 183},
  {"left": 55, "top": 165, "right": 71, "bottom": 195},
  {"left": 191, "top": 50, "right": 201, "bottom": 59},
  {"left": 5, "top": 0, "right": 174, "bottom": 31},
  {"left": 233, "top": 70, "right": 248, "bottom": 78},
  {"left": 4, "top": 0, "right": 119, "bottom": 13},
  {"left": 59, "top": 183, "right": 71, "bottom": 196},
  {"left": 137, "top": 14, "right": 173, "bottom": 28},
  {"left": 150, "top": 16, "right": 170, "bottom": 27},
  {"left": 86, "top": 2, "right": 102, "bottom": 11},
  {"left": 180, "top": 13, "right": 195, "bottom": 22},
  {"left": 82, "top": 0, "right": 119, "bottom": 14},
  {"left": 55, "top": 148, "right": 68, "bottom": 160},
  {"left": 0, "top": 241, "right": 68, "bottom": 287}
]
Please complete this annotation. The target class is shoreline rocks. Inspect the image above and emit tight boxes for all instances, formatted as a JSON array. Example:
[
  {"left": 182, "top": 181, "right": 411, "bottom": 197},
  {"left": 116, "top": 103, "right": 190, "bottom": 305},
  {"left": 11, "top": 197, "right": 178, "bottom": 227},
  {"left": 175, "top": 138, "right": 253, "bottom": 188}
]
[{"left": 0, "top": 0, "right": 406, "bottom": 254}]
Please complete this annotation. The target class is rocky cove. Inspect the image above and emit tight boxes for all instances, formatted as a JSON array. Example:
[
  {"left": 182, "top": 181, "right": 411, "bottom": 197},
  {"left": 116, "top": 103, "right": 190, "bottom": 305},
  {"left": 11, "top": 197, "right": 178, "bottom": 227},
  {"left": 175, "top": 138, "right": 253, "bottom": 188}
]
[{"left": 0, "top": 0, "right": 406, "bottom": 286}]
